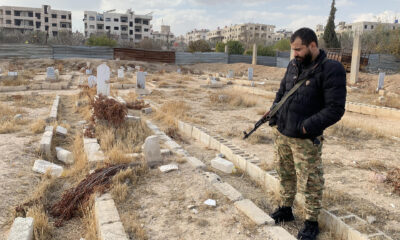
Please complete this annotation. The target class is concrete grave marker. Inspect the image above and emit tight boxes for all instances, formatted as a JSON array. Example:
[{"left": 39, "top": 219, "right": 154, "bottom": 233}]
[
  {"left": 177, "top": 68, "right": 181, "bottom": 74},
  {"left": 118, "top": 68, "right": 124, "bottom": 79},
  {"left": 136, "top": 71, "right": 146, "bottom": 89},
  {"left": 32, "top": 159, "right": 63, "bottom": 177},
  {"left": 248, "top": 68, "right": 253, "bottom": 80},
  {"left": 159, "top": 164, "right": 179, "bottom": 173},
  {"left": 144, "top": 135, "right": 162, "bottom": 167},
  {"left": 88, "top": 75, "right": 97, "bottom": 88},
  {"left": 97, "top": 63, "right": 111, "bottom": 96},
  {"left": 377, "top": 72, "right": 385, "bottom": 91},
  {"left": 85, "top": 69, "right": 92, "bottom": 75},
  {"left": 227, "top": 70, "right": 234, "bottom": 78},
  {"left": 8, "top": 71, "right": 18, "bottom": 77}
]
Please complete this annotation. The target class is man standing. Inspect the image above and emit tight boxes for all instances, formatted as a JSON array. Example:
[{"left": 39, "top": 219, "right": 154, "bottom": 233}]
[{"left": 269, "top": 28, "right": 346, "bottom": 239}]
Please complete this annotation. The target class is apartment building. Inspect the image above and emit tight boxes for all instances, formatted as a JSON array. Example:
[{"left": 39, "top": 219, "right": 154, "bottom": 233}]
[
  {"left": 272, "top": 29, "right": 293, "bottom": 41},
  {"left": 83, "top": 9, "right": 152, "bottom": 42},
  {"left": 315, "top": 24, "right": 325, "bottom": 38},
  {"left": 0, "top": 5, "right": 72, "bottom": 37},
  {"left": 185, "top": 29, "right": 209, "bottom": 44},
  {"left": 337, "top": 21, "right": 400, "bottom": 34},
  {"left": 206, "top": 23, "right": 275, "bottom": 44},
  {"left": 151, "top": 25, "right": 175, "bottom": 43}
]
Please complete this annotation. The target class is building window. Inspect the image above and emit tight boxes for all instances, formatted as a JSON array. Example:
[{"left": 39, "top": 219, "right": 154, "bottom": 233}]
[
  {"left": 143, "top": 20, "right": 148, "bottom": 25},
  {"left": 53, "top": 31, "right": 58, "bottom": 37},
  {"left": 61, "top": 15, "right": 66, "bottom": 19},
  {"left": 114, "top": 26, "right": 119, "bottom": 30},
  {"left": 106, "top": 26, "right": 110, "bottom": 30},
  {"left": 6, "top": 10, "right": 11, "bottom": 15},
  {"left": 6, "top": 20, "right": 11, "bottom": 24},
  {"left": 36, "top": 22, "right": 41, "bottom": 28},
  {"left": 68, "top": 14, "right": 71, "bottom": 20},
  {"left": 371, "top": 25, "right": 374, "bottom": 29},
  {"left": 129, "top": 21, "right": 133, "bottom": 27},
  {"left": 61, "top": 24, "right": 67, "bottom": 28},
  {"left": 114, "top": 18, "right": 119, "bottom": 22},
  {"left": 135, "top": 18, "right": 141, "bottom": 23},
  {"left": 28, "top": 12, "right": 33, "bottom": 17},
  {"left": 121, "top": 17, "right": 128, "bottom": 22},
  {"left": 45, "top": 17, "right": 48, "bottom": 23},
  {"left": 45, "top": 25, "right": 49, "bottom": 31},
  {"left": 97, "top": 25, "right": 103, "bottom": 30},
  {"left": 52, "top": 14, "right": 57, "bottom": 18},
  {"left": 135, "top": 34, "right": 142, "bottom": 40},
  {"left": 364, "top": 25, "right": 367, "bottom": 29},
  {"left": 90, "top": 25, "right": 95, "bottom": 29},
  {"left": 36, "top": 13, "right": 41, "bottom": 19},
  {"left": 144, "top": 28, "right": 149, "bottom": 32},
  {"left": 105, "top": 18, "right": 111, "bottom": 22},
  {"left": 28, "top": 21, "right": 33, "bottom": 26},
  {"left": 121, "top": 26, "right": 127, "bottom": 31},
  {"left": 130, "top": 30, "right": 133, "bottom": 35},
  {"left": 89, "top": 16, "right": 95, "bottom": 21},
  {"left": 52, "top": 23, "right": 57, "bottom": 27}
]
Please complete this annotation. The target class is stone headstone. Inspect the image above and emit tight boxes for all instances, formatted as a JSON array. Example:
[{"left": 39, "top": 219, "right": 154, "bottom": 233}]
[
  {"left": 97, "top": 63, "right": 110, "bottom": 96},
  {"left": 136, "top": 71, "right": 146, "bottom": 89},
  {"left": 88, "top": 75, "right": 97, "bottom": 88},
  {"left": 211, "top": 157, "right": 235, "bottom": 173},
  {"left": 85, "top": 69, "right": 92, "bottom": 75},
  {"left": 377, "top": 72, "right": 385, "bottom": 91},
  {"left": 54, "top": 69, "right": 59, "bottom": 78},
  {"left": 118, "top": 68, "right": 124, "bottom": 79},
  {"left": 227, "top": 70, "right": 234, "bottom": 78},
  {"left": 177, "top": 68, "right": 181, "bottom": 74},
  {"left": 8, "top": 71, "right": 18, "bottom": 77},
  {"left": 248, "top": 67, "right": 253, "bottom": 80},
  {"left": 32, "top": 159, "right": 63, "bottom": 177},
  {"left": 7, "top": 217, "right": 34, "bottom": 240},
  {"left": 144, "top": 135, "right": 162, "bottom": 167},
  {"left": 55, "top": 147, "right": 74, "bottom": 164}
]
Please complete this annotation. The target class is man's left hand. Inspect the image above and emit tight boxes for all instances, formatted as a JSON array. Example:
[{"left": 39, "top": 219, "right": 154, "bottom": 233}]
[{"left": 302, "top": 126, "right": 307, "bottom": 134}]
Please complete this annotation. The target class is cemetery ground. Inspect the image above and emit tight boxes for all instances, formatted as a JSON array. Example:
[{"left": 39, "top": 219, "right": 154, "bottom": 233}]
[{"left": 0, "top": 59, "right": 399, "bottom": 239}]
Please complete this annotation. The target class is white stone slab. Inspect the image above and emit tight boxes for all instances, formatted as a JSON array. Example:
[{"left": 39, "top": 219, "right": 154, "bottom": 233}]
[
  {"left": 118, "top": 69, "right": 124, "bottom": 79},
  {"left": 212, "top": 182, "right": 243, "bottom": 202},
  {"left": 88, "top": 75, "right": 97, "bottom": 88},
  {"left": 32, "top": 159, "right": 63, "bottom": 177},
  {"left": 56, "top": 126, "right": 68, "bottom": 136},
  {"left": 186, "top": 156, "right": 206, "bottom": 169},
  {"left": 234, "top": 199, "right": 274, "bottom": 225},
  {"left": 55, "top": 147, "right": 74, "bottom": 164},
  {"left": 136, "top": 71, "right": 146, "bottom": 89},
  {"left": 7, "top": 217, "right": 34, "bottom": 240},
  {"left": 144, "top": 135, "right": 162, "bottom": 167},
  {"left": 141, "top": 107, "right": 152, "bottom": 114},
  {"left": 159, "top": 164, "right": 179, "bottom": 173},
  {"left": 211, "top": 157, "right": 235, "bottom": 174},
  {"left": 204, "top": 199, "right": 216, "bottom": 207},
  {"left": 97, "top": 63, "right": 111, "bottom": 96},
  {"left": 46, "top": 67, "right": 56, "bottom": 80}
]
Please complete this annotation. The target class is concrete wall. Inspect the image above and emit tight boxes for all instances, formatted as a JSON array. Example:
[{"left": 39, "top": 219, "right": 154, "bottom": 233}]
[
  {"left": 366, "top": 54, "right": 400, "bottom": 73},
  {"left": 0, "top": 44, "right": 53, "bottom": 59},
  {"left": 175, "top": 52, "right": 228, "bottom": 65},
  {"left": 52, "top": 45, "right": 113, "bottom": 59}
]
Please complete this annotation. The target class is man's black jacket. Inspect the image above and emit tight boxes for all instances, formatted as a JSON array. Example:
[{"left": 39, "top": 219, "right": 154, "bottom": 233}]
[{"left": 269, "top": 49, "right": 347, "bottom": 139}]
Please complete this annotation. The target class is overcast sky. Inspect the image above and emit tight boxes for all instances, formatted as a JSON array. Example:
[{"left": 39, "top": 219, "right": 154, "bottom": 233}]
[{"left": 2, "top": 0, "right": 399, "bottom": 35}]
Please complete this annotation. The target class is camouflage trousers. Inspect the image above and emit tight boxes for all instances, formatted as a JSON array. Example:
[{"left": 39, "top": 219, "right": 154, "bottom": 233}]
[{"left": 272, "top": 127, "right": 324, "bottom": 222}]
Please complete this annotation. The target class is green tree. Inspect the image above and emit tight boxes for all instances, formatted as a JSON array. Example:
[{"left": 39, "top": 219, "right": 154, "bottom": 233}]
[
  {"left": 188, "top": 40, "right": 211, "bottom": 52},
  {"left": 323, "top": 0, "right": 340, "bottom": 48},
  {"left": 244, "top": 45, "right": 276, "bottom": 57},
  {"left": 86, "top": 35, "right": 117, "bottom": 47},
  {"left": 215, "top": 42, "right": 226, "bottom": 52},
  {"left": 226, "top": 40, "right": 245, "bottom": 55},
  {"left": 273, "top": 39, "right": 291, "bottom": 51}
]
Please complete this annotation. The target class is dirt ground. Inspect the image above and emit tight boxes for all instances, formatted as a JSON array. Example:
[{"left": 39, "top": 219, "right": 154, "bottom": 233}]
[{"left": 0, "top": 59, "right": 399, "bottom": 239}]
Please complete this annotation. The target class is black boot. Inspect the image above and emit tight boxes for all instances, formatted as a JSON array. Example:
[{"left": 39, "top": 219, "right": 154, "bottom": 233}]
[
  {"left": 270, "top": 206, "right": 294, "bottom": 224},
  {"left": 297, "top": 220, "right": 319, "bottom": 240}
]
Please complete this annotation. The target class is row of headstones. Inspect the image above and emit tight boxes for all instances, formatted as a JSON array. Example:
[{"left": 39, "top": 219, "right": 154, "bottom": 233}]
[{"left": 93, "top": 63, "right": 147, "bottom": 96}]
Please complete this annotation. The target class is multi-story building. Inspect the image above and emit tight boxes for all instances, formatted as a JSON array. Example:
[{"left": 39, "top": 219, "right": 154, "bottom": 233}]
[
  {"left": 185, "top": 29, "right": 209, "bottom": 44},
  {"left": 315, "top": 24, "right": 325, "bottom": 38},
  {"left": 272, "top": 29, "right": 293, "bottom": 41},
  {"left": 336, "top": 21, "right": 400, "bottom": 34},
  {"left": 151, "top": 25, "right": 175, "bottom": 43},
  {"left": 83, "top": 9, "right": 152, "bottom": 42},
  {"left": 0, "top": 5, "right": 72, "bottom": 37},
  {"left": 206, "top": 23, "right": 275, "bottom": 45}
]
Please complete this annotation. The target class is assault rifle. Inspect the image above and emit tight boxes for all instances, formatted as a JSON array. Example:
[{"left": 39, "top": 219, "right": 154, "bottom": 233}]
[{"left": 243, "top": 111, "right": 271, "bottom": 139}]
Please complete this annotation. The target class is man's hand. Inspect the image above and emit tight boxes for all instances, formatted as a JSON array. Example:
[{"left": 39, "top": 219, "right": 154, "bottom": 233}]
[{"left": 302, "top": 126, "right": 307, "bottom": 134}]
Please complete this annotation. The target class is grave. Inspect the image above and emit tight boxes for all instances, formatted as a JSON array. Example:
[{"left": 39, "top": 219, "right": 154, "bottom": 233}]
[
  {"left": 376, "top": 72, "right": 385, "bottom": 91},
  {"left": 144, "top": 135, "right": 162, "bottom": 167},
  {"left": 136, "top": 71, "right": 146, "bottom": 89},
  {"left": 46, "top": 67, "right": 57, "bottom": 81},
  {"left": 97, "top": 63, "right": 110, "bottom": 96},
  {"left": 227, "top": 70, "right": 234, "bottom": 78},
  {"left": 248, "top": 67, "right": 253, "bottom": 80},
  {"left": 88, "top": 75, "right": 97, "bottom": 88},
  {"left": 118, "top": 68, "right": 124, "bottom": 79},
  {"left": 85, "top": 69, "right": 92, "bottom": 75}
]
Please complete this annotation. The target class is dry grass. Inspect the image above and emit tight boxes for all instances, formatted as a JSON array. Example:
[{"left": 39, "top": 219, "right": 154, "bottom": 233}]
[
  {"left": 26, "top": 204, "right": 53, "bottom": 240},
  {"left": 122, "top": 212, "right": 148, "bottom": 240},
  {"left": 377, "top": 95, "right": 400, "bottom": 109},
  {"left": 0, "top": 75, "right": 30, "bottom": 86},
  {"left": 82, "top": 198, "right": 97, "bottom": 240},
  {"left": 62, "top": 132, "right": 88, "bottom": 179},
  {"left": 154, "top": 101, "right": 192, "bottom": 127},
  {"left": 0, "top": 103, "right": 28, "bottom": 134},
  {"left": 158, "top": 81, "right": 170, "bottom": 88},
  {"left": 209, "top": 89, "right": 259, "bottom": 108},
  {"left": 247, "top": 131, "right": 273, "bottom": 144},
  {"left": 12, "top": 94, "right": 53, "bottom": 109},
  {"left": 30, "top": 119, "right": 46, "bottom": 134},
  {"left": 111, "top": 182, "right": 129, "bottom": 203}
]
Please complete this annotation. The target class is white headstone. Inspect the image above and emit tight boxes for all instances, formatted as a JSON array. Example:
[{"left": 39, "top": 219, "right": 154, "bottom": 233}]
[
  {"left": 248, "top": 67, "right": 253, "bottom": 80},
  {"left": 144, "top": 135, "right": 162, "bottom": 167},
  {"left": 88, "top": 75, "right": 97, "bottom": 88},
  {"left": 8, "top": 71, "right": 18, "bottom": 76},
  {"left": 54, "top": 69, "right": 59, "bottom": 78},
  {"left": 136, "top": 71, "right": 146, "bottom": 89},
  {"left": 135, "top": 66, "right": 141, "bottom": 70},
  {"left": 177, "top": 68, "right": 181, "bottom": 74},
  {"left": 377, "top": 72, "right": 385, "bottom": 91},
  {"left": 56, "top": 147, "right": 74, "bottom": 164},
  {"left": 227, "top": 70, "right": 234, "bottom": 78},
  {"left": 118, "top": 68, "right": 124, "bottom": 79},
  {"left": 85, "top": 69, "right": 92, "bottom": 75},
  {"left": 97, "top": 63, "right": 111, "bottom": 96}
]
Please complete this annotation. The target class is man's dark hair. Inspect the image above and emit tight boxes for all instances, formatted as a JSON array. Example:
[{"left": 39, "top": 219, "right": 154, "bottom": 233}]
[{"left": 290, "top": 28, "right": 318, "bottom": 47}]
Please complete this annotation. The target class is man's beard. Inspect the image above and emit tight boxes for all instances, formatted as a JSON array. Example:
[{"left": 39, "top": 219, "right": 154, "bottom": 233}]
[{"left": 295, "top": 50, "right": 312, "bottom": 66}]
